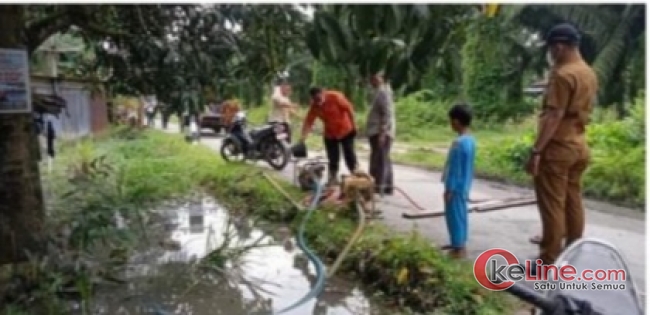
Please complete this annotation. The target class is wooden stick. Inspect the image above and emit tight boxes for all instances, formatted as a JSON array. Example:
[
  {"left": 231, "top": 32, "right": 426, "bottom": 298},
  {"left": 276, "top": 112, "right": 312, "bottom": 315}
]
[{"left": 402, "top": 198, "right": 538, "bottom": 219}]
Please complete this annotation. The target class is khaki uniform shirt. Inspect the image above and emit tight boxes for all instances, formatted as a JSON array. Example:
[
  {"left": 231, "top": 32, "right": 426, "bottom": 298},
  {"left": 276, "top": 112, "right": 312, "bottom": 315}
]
[{"left": 539, "top": 59, "right": 598, "bottom": 158}]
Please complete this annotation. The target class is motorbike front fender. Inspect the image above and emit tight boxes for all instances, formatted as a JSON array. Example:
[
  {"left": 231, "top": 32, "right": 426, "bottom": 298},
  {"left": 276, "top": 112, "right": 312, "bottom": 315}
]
[{"left": 223, "top": 135, "right": 244, "bottom": 149}]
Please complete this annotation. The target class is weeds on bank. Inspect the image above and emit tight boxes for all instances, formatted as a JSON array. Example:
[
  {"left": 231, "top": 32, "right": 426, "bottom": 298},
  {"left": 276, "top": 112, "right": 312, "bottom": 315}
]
[
  {"left": 118, "top": 132, "right": 510, "bottom": 313},
  {"left": 1, "top": 127, "right": 272, "bottom": 314},
  {"left": 52, "top": 128, "right": 511, "bottom": 314}
]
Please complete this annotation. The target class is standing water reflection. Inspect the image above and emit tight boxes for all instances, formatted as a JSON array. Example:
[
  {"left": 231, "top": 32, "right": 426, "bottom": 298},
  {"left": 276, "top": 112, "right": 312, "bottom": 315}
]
[{"left": 89, "top": 196, "right": 374, "bottom": 315}]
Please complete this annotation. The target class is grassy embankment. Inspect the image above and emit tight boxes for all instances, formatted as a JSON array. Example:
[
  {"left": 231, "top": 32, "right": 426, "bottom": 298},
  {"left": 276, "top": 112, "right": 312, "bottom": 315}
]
[{"left": 2, "top": 127, "right": 517, "bottom": 315}]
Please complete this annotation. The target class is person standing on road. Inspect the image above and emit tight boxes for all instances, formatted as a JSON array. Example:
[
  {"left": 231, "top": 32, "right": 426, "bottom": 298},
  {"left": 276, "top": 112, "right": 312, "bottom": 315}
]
[
  {"left": 300, "top": 87, "right": 358, "bottom": 185},
  {"left": 145, "top": 102, "right": 156, "bottom": 127},
  {"left": 442, "top": 103, "right": 476, "bottom": 260},
  {"left": 269, "top": 81, "right": 300, "bottom": 142},
  {"left": 525, "top": 23, "right": 598, "bottom": 269},
  {"left": 366, "top": 73, "right": 395, "bottom": 195},
  {"left": 220, "top": 99, "right": 241, "bottom": 132}
]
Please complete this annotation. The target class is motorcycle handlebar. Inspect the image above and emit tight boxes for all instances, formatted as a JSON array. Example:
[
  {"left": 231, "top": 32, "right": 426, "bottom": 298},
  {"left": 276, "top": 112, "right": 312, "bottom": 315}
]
[{"left": 504, "top": 282, "right": 557, "bottom": 312}]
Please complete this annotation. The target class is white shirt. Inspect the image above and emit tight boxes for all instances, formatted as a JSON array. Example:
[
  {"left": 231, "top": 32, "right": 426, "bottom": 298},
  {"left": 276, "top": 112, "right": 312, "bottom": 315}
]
[{"left": 269, "top": 93, "right": 292, "bottom": 123}]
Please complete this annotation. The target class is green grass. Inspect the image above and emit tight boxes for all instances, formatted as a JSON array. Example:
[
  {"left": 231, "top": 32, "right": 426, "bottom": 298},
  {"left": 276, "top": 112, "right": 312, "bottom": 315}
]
[{"left": 39, "top": 127, "right": 515, "bottom": 314}]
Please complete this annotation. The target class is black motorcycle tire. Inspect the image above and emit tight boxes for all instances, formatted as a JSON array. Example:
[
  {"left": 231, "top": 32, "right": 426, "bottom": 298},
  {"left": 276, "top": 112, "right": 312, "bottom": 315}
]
[
  {"left": 220, "top": 138, "right": 243, "bottom": 162},
  {"left": 265, "top": 139, "right": 291, "bottom": 171}
]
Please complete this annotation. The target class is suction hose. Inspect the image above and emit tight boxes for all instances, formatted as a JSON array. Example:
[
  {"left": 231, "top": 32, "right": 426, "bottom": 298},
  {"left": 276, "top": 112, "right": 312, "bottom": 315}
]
[
  {"left": 147, "top": 171, "right": 353, "bottom": 315},
  {"left": 273, "top": 179, "right": 327, "bottom": 314},
  {"left": 326, "top": 197, "right": 367, "bottom": 278}
]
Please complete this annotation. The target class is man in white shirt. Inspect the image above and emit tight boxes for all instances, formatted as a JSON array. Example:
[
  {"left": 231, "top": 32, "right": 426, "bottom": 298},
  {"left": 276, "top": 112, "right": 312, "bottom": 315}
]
[{"left": 269, "top": 82, "right": 299, "bottom": 142}]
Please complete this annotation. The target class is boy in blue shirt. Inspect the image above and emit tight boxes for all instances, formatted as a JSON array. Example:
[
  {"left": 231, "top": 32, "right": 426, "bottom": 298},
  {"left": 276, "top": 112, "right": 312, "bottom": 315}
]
[{"left": 441, "top": 103, "right": 476, "bottom": 259}]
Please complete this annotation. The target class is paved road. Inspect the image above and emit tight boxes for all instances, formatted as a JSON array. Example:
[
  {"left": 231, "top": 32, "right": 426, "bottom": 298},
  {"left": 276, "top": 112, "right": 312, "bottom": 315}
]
[{"left": 160, "top": 124, "right": 647, "bottom": 297}]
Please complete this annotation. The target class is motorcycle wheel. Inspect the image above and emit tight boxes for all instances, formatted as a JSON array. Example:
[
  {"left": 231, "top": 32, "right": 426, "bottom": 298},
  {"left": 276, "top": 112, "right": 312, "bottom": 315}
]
[
  {"left": 265, "top": 140, "right": 291, "bottom": 171},
  {"left": 220, "top": 138, "right": 245, "bottom": 162}
]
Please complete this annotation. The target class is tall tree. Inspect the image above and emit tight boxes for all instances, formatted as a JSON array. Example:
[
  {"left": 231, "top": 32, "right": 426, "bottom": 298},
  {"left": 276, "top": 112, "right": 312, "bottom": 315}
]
[
  {"left": 0, "top": 4, "right": 188, "bottom": 264},
  {"left": 0, "top": 5, "right": 46, "bottom": 264}
]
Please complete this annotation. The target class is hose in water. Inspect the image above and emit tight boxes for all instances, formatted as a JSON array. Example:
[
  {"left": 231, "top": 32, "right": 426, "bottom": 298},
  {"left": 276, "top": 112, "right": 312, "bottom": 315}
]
[
  {"left": 274, "top": 178, "right": 327, "bottom": 314},
  {"left": 144, "top": 171, "right": 325, "bottom": 315},
  {"left": 146, "top": 172, "right": 334, "bottom": 315}
]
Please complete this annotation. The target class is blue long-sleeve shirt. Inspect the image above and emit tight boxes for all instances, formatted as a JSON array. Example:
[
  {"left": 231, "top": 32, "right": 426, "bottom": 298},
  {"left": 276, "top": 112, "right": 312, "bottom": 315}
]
[{"left": 442, "top": 134, "right": 476, "bottom": 197}]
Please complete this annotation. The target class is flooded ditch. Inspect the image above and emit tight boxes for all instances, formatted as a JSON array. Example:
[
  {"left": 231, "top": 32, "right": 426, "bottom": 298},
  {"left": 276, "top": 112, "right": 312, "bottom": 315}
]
[{"left": 88, "top": 195, "right": 375, "bottom": 315}]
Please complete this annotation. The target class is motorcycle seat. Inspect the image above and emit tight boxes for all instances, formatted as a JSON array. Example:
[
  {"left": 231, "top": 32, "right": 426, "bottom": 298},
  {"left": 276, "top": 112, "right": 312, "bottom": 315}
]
[{"left": 250, "top": 125, "right": 271, "bottom": 136}]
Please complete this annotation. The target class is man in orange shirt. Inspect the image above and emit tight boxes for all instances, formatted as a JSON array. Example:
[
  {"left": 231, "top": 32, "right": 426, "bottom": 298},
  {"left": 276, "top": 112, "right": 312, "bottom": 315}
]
[{"left": 300, "top": 87, "right": 358, "bottom": 185}]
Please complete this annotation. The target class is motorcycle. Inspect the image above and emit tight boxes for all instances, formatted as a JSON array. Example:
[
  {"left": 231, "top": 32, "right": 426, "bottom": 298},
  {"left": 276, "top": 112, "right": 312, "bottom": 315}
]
[
  {"left": 505, "top": 238, "right": 644, "bottom": 315},
  {"left": 220, "top": 111, "right": 292, "bottom": 171}
]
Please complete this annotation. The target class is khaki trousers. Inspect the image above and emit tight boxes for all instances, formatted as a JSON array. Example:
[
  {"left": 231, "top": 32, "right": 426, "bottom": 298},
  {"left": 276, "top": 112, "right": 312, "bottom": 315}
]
[{"left": 534, "top": 142, "right": 590, "bottom": 264}]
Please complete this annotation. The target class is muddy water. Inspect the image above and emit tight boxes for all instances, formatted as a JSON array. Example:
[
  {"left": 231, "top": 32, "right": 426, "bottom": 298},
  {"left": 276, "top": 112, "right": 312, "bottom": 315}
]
[{"left": 90, "top": 196, "right": 373, "bottom": 315}]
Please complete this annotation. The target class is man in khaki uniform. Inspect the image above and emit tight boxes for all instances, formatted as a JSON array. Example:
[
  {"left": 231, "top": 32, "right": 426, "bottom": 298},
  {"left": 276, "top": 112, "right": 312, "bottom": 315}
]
[{"left": 525, "top": 23, "right": 598, "bottom": 267}]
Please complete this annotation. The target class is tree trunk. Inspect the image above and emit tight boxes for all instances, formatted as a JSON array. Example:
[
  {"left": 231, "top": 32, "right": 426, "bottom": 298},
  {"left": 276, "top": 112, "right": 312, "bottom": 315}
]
[{"left": 0, "top": 5, "right": 46, "bottom": 264}]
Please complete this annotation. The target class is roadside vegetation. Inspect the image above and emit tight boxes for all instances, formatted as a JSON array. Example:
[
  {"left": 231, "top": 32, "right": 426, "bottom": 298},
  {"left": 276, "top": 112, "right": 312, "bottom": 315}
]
[
  {"left": 240, "top": 88, "right": 645, "bottom": 209},
  {"left": 390, "top": 91, "right": 646, "bottom": 209},
  {"left": 2, "top": 128, "right": 515, "bottom": 314},
  {"left": 1, "top": 128, "right": 288, "bottom": 314}
]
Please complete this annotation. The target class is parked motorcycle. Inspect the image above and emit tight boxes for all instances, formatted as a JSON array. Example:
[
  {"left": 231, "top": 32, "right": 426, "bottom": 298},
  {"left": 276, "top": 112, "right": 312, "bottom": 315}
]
[
  {"left": 506, "top": 238, "right": 644, "bottom": 315},
  {"left": 220, "top": 111, "right": 292, "bottom": 171}
]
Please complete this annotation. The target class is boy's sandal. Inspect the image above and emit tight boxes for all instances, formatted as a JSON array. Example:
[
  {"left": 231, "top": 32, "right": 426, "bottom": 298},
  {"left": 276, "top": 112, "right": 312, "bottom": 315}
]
[{"left": 440, "top": 244, "right": 454, "bottom": 250}]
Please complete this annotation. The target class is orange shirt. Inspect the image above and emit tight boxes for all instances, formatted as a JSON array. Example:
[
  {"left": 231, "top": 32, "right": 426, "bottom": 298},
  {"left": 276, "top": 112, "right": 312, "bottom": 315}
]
[
  {"left": 220, "top": 100, "right": 240, "bottom": 127},
  {"left": 302, "top": 91, "right": 355, "bottom": 139}
]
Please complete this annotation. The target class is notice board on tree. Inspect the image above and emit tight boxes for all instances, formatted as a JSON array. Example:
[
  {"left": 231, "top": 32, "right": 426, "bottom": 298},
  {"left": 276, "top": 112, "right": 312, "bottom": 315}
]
[{"left": 0, "top": 48, "right": 32, "bottom": 114}]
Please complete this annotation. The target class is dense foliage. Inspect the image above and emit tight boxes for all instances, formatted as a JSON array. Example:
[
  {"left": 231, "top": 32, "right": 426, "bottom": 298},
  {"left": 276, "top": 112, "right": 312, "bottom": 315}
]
[{"left": 16, "top": 4, "right": 646, "bottom": 121}]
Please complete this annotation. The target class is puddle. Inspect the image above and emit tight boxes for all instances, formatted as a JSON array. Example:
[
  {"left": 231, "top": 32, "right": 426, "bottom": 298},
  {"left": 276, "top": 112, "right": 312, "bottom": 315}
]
[{"left": 88, "top": 196, "right": 374, "bottom": 315}]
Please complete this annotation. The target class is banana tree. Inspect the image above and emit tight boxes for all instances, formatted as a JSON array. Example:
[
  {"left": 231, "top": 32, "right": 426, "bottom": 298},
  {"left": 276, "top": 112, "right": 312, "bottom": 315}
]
[{"left": 306, "top": 4, "right": 472, "bottom": 96}]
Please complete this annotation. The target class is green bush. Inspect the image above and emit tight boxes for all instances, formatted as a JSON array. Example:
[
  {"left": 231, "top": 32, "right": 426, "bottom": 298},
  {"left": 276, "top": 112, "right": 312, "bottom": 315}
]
[
  {"left": 395, "top": 90, "right": 455, "bottom": 141},
  {"left": 479, "top": 93, "right": 646, "bottom": 207}
]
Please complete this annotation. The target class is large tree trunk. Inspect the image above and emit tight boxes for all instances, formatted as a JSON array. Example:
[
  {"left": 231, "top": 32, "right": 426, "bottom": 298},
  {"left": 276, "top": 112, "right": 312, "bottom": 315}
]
[{"left": 0, "top": 5, "right": 46, "bottom": 264}]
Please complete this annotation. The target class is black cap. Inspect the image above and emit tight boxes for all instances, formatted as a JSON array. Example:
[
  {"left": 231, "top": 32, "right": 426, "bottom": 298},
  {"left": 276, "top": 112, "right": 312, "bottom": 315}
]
[
  {"left": 545, "top": 23, "right": 581, "bottom": 46},
  {"left": 309, "top": 87, "right": 322, "bottom": 97},
  {"left": 274, "top": 77, "right": 290, "bottom": 85}
]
